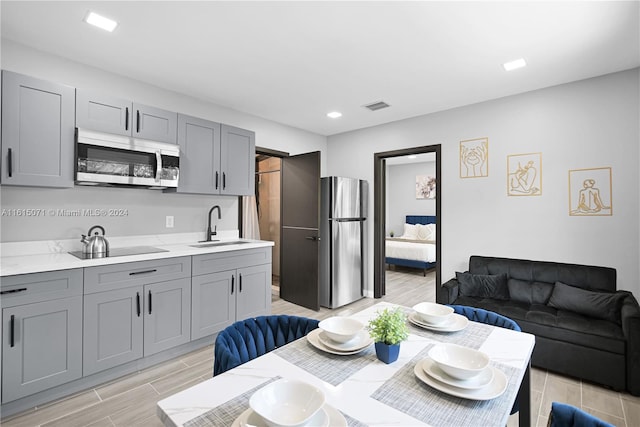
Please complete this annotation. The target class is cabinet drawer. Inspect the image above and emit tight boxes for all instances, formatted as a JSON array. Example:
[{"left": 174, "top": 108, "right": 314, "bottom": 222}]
[
  {"left": 192, "top": 248, "right": 272, "bottom": 276},
  {"left": 84, "top": 257, "right": 191, "bottom": 294},
  {"left": 0, "top": 269, "right": 83, "bottom": 307}
]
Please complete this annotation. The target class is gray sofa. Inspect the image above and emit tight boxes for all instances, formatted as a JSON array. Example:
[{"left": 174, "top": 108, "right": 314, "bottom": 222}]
[{"left": 437, "top": 255, "right": 640, "bottom": 396}]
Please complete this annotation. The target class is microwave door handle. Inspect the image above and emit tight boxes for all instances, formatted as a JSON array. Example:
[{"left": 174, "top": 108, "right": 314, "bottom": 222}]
[{"left": 155, "top": 151, "right": 162, "bottom": 181}]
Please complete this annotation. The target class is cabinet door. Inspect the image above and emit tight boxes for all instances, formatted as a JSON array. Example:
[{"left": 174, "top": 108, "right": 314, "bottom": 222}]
[
  {"left": 2, "top": 296, "right": 82, "bottom": 403},
  {"left": 1, "top": 71, "right": 75, "bottom": 187},
  {"left": 76, "top": 90, "right": 132, "bottom": 136},
  {"left": 236, "top": 264, "right": 272, "bottom": 320},
  {"left": 171, "top": 114, "right": 221, "bottom": 194},
  {"left": 220, "top": 124, "right": 255, "bottom": 196},
  {"left": 191, "top": 271, "right": 236, "bottom": 340},
  {"left": 143, "top": 278, "right": 191, "bottom": 356},
  {"left": 83, "top": 288, "right": 143, "bottom": 376},
  {"left": 133, "top": 103, "right": 177, "bottom": 144}
]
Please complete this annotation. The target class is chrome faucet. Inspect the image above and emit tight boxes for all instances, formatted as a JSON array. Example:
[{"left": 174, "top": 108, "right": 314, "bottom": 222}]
[{"left": 206, "top": 205, "right": 221, "bottom": 241}]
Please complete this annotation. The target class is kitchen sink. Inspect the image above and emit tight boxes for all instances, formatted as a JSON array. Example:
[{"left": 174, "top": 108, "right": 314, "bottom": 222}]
[{"left": 189, "top": 240, "right": 252, "bottom": 248}]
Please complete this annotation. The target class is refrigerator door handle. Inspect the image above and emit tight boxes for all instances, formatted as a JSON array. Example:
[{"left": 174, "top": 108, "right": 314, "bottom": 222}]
[{"left": 305, "top": 236, "right": 320, "bottom": 241}]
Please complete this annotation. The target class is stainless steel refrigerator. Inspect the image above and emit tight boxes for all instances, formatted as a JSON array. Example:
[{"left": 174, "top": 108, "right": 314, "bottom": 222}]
[{"left": 319, "top": 176, "right": 367, "bottom": 308}]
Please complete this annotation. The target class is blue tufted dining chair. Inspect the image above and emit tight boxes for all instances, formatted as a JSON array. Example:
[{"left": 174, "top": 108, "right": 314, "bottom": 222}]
[
  {"left": 549, "top": 402, "right": 614, "bottom": 427},
  {"left": 213, "top": 315, "right": 319, "bottom": 376},
  {"left": 447, "top": 304, "right": 521, "bottom": 414},
  {"left": 447, "top": 304, "right": 521, "bottom": 332}
]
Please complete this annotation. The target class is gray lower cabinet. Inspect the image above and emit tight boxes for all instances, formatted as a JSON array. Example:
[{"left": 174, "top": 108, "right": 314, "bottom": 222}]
[
  {"left": 191, "top": 248, "right": 272, "bottom": 339},
  {"left": 83, "top": 287, "right": 144, "bottom": 376},
  {"left": 143, "top": 278, "right": 191, "bottom": 356},
  {"left": 1, "top": 269, "right": 83, "bottom": 403},
  {"left": 83, "top": 258, "right": 192, "bottom": 375},
  {"left": 1, "top": 70, "right": 75, "bottom": 187},
  {"left": 83, "top": 277, "right": 192, "bottom": 376},
  {"left": 76, "top": 89, "right": 177, "bottom": 144}
]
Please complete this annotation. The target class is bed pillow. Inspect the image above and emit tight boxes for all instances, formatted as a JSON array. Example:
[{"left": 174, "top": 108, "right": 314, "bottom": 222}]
[
  {"left": 426, "top": 223, "right": 436, "bottom": 241},
  {"left": 402, "top": 223, "right": 418, "bottom": 239},
  {"left": 415, "top": 224, "right": 432, "bottom": 240},
  {"left": 456, "top": 272, "right": 510, "bottom": 300},
  {"left": 548, "top": 281, "right": 625, "bottom": 323}
]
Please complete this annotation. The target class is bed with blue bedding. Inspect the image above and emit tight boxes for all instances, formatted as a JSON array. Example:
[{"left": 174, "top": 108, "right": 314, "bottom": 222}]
[{"left": 385, "top": 215, "right": 436, "bottom": 276}]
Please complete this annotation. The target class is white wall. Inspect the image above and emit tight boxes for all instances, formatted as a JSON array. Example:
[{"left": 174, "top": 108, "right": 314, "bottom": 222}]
[
  {"left": 386, "top": 161, "right": 436, "bottom": 236},
  {"left": 0, "top": 40, "right": 327, "bottom": 242},
  {"left": 328, "top": 68, "right": 640, "bottom": 296}
]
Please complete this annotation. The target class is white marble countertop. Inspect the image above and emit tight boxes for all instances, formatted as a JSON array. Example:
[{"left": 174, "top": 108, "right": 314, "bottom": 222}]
[
  {"left": 157, "top": 302, "right": 536, "bottom": 427},
  {"left": 0, "top": 231, "right": 274, "bottom": 277}
]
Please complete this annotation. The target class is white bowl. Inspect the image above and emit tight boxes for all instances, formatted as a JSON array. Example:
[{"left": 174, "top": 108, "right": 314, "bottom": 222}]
[
  {"left": 428, "top": 344, "right": 490, "bottom": 380},
  {"left": 249, "top": 379, "right": 325, "bottom": 427},
  {"left": 318, "top": 317, "right": 364, "bottom": 344},
  {"left": 413, "top": 302, "right": 454, "bottom": 325}
]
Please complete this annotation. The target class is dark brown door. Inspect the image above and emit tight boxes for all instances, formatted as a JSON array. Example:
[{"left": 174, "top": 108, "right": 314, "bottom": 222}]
[{"left": 280, "top": 151, "right": 321, "bottom": 310}]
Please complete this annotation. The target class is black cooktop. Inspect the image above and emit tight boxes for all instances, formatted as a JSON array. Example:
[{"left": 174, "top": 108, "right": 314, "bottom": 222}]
[{"left": 69, "top": 246, "right": 169, "bottom": 260}]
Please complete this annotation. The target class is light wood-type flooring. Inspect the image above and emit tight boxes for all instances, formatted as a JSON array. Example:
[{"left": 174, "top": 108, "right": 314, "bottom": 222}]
[{"left": 2, "top": 267, "right": 639, "bottom": 426}]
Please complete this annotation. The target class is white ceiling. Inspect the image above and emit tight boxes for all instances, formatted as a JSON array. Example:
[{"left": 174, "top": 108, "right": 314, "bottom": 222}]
[{"left": 2, "top": 1, "right": 638, "bottom": 136}]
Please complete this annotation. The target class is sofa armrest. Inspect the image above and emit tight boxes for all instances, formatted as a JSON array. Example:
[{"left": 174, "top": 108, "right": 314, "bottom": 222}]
[
  {"left": 621, "top": 292, "right": 640, "bottom": 396},
  {"left": 438, "top": 278, "right": 459, "bottom": 304}
]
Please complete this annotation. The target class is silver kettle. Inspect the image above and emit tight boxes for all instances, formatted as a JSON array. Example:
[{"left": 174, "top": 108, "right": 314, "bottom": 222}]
[{"left": 81, "top": 225, "right": 110, "bottom": 257}]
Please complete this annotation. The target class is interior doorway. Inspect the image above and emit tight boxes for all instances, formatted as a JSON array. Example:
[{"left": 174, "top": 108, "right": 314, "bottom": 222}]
[
  {"left": 255, "top": 153, "right": 282, "bottom": 294},
  {"left": 373, "top": 145, "right": 441, "bottom": 299}
]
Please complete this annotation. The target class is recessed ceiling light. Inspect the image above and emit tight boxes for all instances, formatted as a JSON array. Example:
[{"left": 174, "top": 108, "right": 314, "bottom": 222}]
[
  {"left": 327, "top": 111, "right": 342, "bottom": 119},
  {"left": 503, "top": 58, "right": 527, "bottom": 71},
  {"left": 84, "top": 11, "right": 118, "bottom": 32},
  {"left": 408, "top": 155, "right": 417, "bottom": 159}
]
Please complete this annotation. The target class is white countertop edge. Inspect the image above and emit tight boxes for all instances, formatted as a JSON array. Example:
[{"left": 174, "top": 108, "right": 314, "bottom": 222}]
[{"left": 0, "top": 231, "right": 275, "bottom": 277}]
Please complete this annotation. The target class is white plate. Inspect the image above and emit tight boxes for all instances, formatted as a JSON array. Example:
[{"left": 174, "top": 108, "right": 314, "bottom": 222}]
[
  {"left": 307, "top": 329, "right": 371, "bottom": 355},
  {"left": 408, "top": 312, "right": 469, "bottom": 332},
  {"left": 318, "top": 330, "right": 373, "bottom": 352},
  {"left": 422, "top": 356, "right": 494, "bottom": 390},
  {"left": 232, "top": 404, "right": 347, "bottom": 427},
  {"left": 414, "top": 359, "right": 508, "bottom": 400}
]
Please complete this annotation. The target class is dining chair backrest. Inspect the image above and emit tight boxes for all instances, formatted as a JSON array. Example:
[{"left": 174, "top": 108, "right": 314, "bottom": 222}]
[
  {"left": 448, "top": 305, "right": 522, "bottom": 332},
  {"left": 549, "top": 402, "right": 615, "bottom": 427},
  {"left": 213, "top": 315, "right": 319, "bottom": 376}
]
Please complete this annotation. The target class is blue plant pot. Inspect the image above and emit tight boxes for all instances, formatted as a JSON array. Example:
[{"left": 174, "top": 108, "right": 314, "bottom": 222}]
[{"left": 375, "top": 342, "right": 400, "bottom": 364}]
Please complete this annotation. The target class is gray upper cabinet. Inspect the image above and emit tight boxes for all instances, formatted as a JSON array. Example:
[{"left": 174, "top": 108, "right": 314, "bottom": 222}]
[
  {"left": 1, "top": 70, "right": 75, "bottom": 188},
  {"left": 76, "top": 90, "right": 177, "bottom": 144},
  {"left": 167, "top": 116, "right": 255, "bottom": 196},
  {"left": 220, "top": 124, "right": 255, "bottom": 196},
  {"left": 169, "top": 114, "right": 221, "bottom": 195}
]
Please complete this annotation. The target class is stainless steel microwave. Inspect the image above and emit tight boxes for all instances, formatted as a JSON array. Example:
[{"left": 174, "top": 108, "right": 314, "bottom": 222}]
[{"left": 75, "top": 128, "right": 180, "bottom": 189}]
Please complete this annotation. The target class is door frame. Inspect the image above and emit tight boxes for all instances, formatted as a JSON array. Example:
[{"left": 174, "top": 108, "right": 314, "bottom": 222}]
[
  {"left": 373, "top": 144, "right": 441, "bottom": 298},
  {"left": 238, "top": 147, "right": 289, "bottom": 237}
]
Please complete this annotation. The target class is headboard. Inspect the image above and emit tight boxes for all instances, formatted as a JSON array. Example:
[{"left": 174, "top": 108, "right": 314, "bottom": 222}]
[{"left": 406, "top": 215, "right": 436, "bottom": 225}]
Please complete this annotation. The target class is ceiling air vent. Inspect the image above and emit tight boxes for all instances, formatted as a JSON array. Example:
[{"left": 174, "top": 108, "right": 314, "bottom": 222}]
[{"left": 363, "top": 101, "right": 390, "bottom": 111}]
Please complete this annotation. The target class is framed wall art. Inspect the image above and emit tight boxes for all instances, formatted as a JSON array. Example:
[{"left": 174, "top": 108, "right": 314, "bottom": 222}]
[
  {"left": 416, "top": 175, "right": 436, "bottom": 199},
  {"left": 507, "top": 152, "right": 542, "bottom": 196},
  {"left": 569, "top": 167, "right": 612, "bottom": 216},
  {"left": 460, "top": 137, "right": 489, "bottom": 178}
]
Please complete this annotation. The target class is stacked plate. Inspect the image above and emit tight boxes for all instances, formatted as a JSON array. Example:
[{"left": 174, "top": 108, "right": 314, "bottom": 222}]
[
  {"left": 307, "top": 328, "right": 373, "bottom": 355},
  {"left": 414, "top": 344, "right": 507, "bottom": 400},
  {"left": 232, "top": 379, "right": 347, "bottom": 427},
  {"left": 409, "top": 302, "right": 468, "bottom": 332},
  {"left": 232, "top": 404, "right": 347, "bottom": 427}
]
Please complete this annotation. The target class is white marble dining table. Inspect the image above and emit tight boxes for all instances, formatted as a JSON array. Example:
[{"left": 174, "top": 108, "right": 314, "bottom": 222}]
[{"left": 157, "top": 302, "right": 535, "bottom": 427}]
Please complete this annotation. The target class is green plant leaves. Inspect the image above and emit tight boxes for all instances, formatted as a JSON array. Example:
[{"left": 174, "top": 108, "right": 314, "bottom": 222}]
[{"left": 367, "top": 307, "right": 409, "bottom": 345}]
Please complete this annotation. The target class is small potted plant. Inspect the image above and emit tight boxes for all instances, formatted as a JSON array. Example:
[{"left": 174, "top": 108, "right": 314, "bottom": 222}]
[{"left": 367, "top": 307, "right": 409, "bottom": 363}]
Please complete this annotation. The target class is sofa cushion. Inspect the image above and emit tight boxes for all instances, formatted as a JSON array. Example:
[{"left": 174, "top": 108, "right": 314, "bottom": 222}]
[
  {"left": 548, "top": 281, "right": 626, "bottom": 324},
  {"left": 507, "top": 279, "right": 554, "bottom": 305},
  {"left": 456, "top": 272, "right": 509, "bottom": 300}
]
